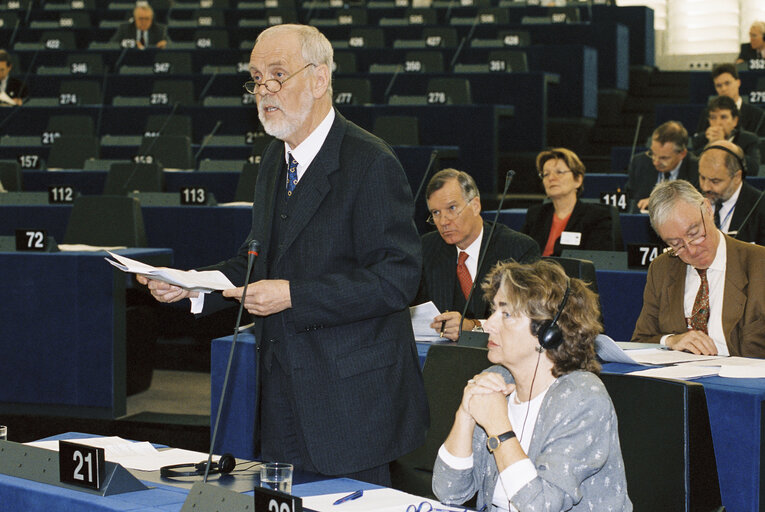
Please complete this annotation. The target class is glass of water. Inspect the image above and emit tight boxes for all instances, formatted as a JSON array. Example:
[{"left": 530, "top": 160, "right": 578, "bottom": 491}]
[
  {"left": 0, "top": 426, "right": 6, "bottom": 441},
  {"left": 259, "top": 462, "right": 293, "bottom": 494}
]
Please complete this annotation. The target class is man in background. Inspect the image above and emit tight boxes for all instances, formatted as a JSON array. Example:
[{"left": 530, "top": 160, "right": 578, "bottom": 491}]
[
  {"left": 695, "top": 63, "right": 765, "bottom": 137},
  {"left": 0, "top": 50, "right": 27, "bottom": 106},
  {"left": 625, "top": 121, "right": 699, "bottom": 211},
  {"left": 415, "top": 169, "right": 539, "bottom": 341},
  {"left": 111, "top": 2, "right": 169, "bottom": 49}
]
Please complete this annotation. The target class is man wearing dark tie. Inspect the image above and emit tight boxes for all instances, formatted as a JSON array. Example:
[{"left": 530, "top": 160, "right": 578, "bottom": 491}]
[
  {"left": 698, "top": 140, "right": 765, "bottom": 245},
  {"left": 631, "top": 179, "right": 765, "bottom": 357},
  {"left": 138, "top": 24, "right": 428, "bottom": 484},
  {"left": 0, "top": 50, "right": 28, "bottom": 106},
  {"left": 415, "top": 169, "right": 540, "bottom": 341},
  {"left": 110, "top": 2, "right": 169, "bottom": 49},
  {"left": 624, "top": 121, "right": 699, "bottom": 211}
]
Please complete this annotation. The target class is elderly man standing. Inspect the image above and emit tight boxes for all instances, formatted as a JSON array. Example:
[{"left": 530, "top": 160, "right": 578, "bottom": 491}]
[
  {"left": 698, "top": 140, "right": 765, "bottom": 245},
  {"left": 138, "top": 24, "right": 428, "bottom": 484},
  {"left": 631, "top": 179, "right": 765, "bottom": 357},
  {"left": 415, "top": 169, "right": 539, "bottom": 341},
  {"left": 111, "top": 2, "right": 169, "bottom": 49}
]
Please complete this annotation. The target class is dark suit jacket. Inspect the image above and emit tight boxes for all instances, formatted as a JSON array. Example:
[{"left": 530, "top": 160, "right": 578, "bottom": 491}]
[
  {"left": 202, "top": 110, "right": 428, "bottom": 475},
  {"left": 730, "top": 180, "right": 765, "bottom": 246},
  {"left": 522, "top": 200, "right": 613, "bottom": 256},
  {"left": 632, "top": 234, "right": 765, "bottom": 358},
  {"left": 2, "top": 77, "right": 28, "bottom": 102},
  {"left": 624, "top": 152, "right": 699, "bottom": 203},
  {"left": 416, "top": 220, "right": 540, "bottom": 319},
  {"left": 692, "top": 128, "right": 762, "bottom": 175},
  {"left": 110, "top": 21, "right": 170, "bottom": 47},
  {"left": 696, "top": 102, "right": 765, "bottom": 137},
  {"left": 738, "top": 43, "right": 764, "bottom": 62}
]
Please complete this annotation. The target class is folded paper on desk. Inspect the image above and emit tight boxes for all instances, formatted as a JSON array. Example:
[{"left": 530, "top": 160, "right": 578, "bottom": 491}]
[
  {"left": 410, "top": 301, "right": 449, "bottom": 342},
  {"left": 105, "top": 251, "right": 234, "bottom": 292},
  {"left": 595, "top": 334, "right": 724, "bottom": 365}
]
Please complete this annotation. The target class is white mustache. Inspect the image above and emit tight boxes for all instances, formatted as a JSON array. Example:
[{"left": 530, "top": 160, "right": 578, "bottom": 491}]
[{"left": 258, "top": 98, "right": 281, "bottom": 111}]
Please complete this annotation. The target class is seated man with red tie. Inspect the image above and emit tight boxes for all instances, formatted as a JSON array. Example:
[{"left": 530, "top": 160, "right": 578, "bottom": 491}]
[
  {"left": 415, "top": 169, "right": 540, "bottom": 341},
  {"left": 631, "top": 179, "right": 765, "bottom": 357}
]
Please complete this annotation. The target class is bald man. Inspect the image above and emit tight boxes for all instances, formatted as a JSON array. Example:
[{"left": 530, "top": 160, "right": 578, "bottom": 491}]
[{"left": 698, "top": 140, "right": 765, "bottom": 246}]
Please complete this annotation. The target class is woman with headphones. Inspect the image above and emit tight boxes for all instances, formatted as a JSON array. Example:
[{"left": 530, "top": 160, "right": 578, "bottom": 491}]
[{"left": 432, "top": 260, "right": 631, "bottom": 511}]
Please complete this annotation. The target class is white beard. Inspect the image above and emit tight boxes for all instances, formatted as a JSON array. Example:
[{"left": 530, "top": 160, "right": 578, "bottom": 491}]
[{"left": 257, "top": 86, "right": 314, "bottom": 142}]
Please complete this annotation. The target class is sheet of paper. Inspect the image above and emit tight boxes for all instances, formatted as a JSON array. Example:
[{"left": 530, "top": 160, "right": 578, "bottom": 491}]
[
  {"left": 26, "top": 437, "right": 218, "bottom": 471},
  {"left": 105, "top": 250, "right": 235, "bottom": 292},
  {"left": 58, "top": 244, "right": 127, "bottom": 252},
  {"left": 718, "top": 365, "right": 765, "bottom": 379},
  {"left": 594, "top": 334, "right": 642, "bottom": 364},
  {"left": 628, "top": 365, "right": 719, "bottom": 380},
  {"left": 624, "top": 348, "right": 724, "bottom": 366},
  {"left": 410, "top": 301, "right": 449, "bottom": 341},
  {"left": 678, "top": 356, "right": 765, "bottom": 368},
  {"left": 302, "top": 488, "right": 465, "bottom": 512}
]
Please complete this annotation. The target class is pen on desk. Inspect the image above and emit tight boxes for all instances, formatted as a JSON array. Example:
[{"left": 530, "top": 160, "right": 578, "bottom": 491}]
[{"left": 333, "top": 489, "right": 363, "bottom": 505}]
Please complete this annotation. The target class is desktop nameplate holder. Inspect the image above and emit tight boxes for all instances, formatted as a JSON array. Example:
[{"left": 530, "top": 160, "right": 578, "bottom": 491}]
[
  {"left": 0, "top": 439, "right": 148, "bottom": 496},
  {"left": 181, "top": 482, "right": 305, "bottom": 512}
]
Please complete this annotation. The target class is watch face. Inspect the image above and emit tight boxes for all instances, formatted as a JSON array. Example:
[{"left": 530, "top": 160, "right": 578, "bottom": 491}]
[{"left": 487, "top": 437, "right": 499, "bottom": 451}]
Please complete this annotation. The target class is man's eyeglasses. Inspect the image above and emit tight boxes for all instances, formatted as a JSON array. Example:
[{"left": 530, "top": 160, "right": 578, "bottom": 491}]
[
  {"left": 645, "top": 150, "right": 679, "bottom": 165},
  {"left": 243, "top": 63, "right": 316, "bottom": 95},
  {"left": 405, "top": 501, "right": 479, "bottom": 512},
  {"left": 426, "top": 196, "right": 476, "bottom": 225},
  {"left": 665, "top": 205, "right": 707, "bottom": 257},
  {"left": 539, "top": 169, "right": 572, "bottom": 180}
]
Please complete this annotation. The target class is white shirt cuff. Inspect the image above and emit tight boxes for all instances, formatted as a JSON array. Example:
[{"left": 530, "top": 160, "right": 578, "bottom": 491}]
[
  {"left": 660, "top": 334, "right": 671, "bottom": 346},
  {"left": 498, "top": 458, "right": 537, "bottom": 500},
  {"left": 189, "top": 292, "right": 207, "bottom": 314},
  {"left": 438, "top": 444, "right": 473, "bottom": 470}
]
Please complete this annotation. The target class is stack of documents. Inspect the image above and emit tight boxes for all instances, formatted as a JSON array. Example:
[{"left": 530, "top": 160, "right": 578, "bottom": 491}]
[
  {"left": 595, "top": 334, "right": 765, "bottom": 379},
  {"left": 409, "top": 302, "right": 450, "bottom": 342},
  {"left": 105, "top": 251, "right": 234, "bottom": 292}
]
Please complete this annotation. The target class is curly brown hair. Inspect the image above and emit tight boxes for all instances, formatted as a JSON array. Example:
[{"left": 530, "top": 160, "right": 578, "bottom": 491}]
[{"left": 482, "top": 260, "right": 601, "bottom": 377}]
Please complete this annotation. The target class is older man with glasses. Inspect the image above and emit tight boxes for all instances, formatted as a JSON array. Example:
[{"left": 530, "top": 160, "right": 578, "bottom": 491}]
[
  {"left": 624, "top": 121, "right": 700, "bottom": 212},
  {"left": 631, "top": 179, "right": 765, "bottom": 358},
  {"left": 414, "top": 169, "right": 539, "bottom": 341}
]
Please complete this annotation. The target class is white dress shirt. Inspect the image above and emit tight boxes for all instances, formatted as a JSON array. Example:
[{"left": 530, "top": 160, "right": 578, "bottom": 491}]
[
  {"left": 718, "top": 183, "right": 742, "bottom": 234},
  {"left": 457, "top": 227, "right": 484, "bottom": 282}
]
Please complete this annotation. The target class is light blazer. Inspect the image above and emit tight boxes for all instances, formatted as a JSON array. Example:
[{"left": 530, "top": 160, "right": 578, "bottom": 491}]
[
  {"left": 631, "top": 234, "right": 765, "bottom": 357},
  {"left": 202, "top": 110, "right": 429, "bottom": 474},
  {"left": 433, "top": 368, "right": 632, "bottom": 511},
  {"left": 730, "top": 180, "right": 765, "bottom": 246},
  {"left": 522, "top": 200, "right": 614, "bottom": 256},
  {"left": 625, "top": 153, "right": 699, "bottom": 203},
  {"left": 416, "top": 220, "right": 540, "bottom": 318},
  {"left": 110, "top": 21, "right": 170, "bottom": 46}
]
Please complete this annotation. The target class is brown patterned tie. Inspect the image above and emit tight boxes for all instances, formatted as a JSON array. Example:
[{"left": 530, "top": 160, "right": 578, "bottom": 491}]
[
  {"left": 689, "top": 268, "right": 710, "bottom": 334},
  {"left": 456, "top": 251, "right": 472, "bottom": 299}
]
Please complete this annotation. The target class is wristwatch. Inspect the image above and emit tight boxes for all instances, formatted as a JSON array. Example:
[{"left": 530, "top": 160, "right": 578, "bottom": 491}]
[{"left": 486, "top": 430, "right": 516, "bottom": 453}]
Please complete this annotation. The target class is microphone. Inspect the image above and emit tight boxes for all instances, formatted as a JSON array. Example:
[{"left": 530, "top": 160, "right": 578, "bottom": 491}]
[
  {"left": 754, "top": 110, "right": 765, "bottom": 137},
  {"left": 198, "top": 70, "right": 218, "bottom": 102},
  {"left": 383, "top": 64, "right": 403, "bottom": 103},
  {"left": 412, "top": 149, "right": 438, "bottom": 205},
  {"left": 732, "top": 187, "right": 765, "bottom": 241},
  {"left": 449, "top": 15, "right": 479, "bottom": 71},
  {"left": 457, "top": 170, "right": 515, "bottom": 346},
  {"left": 202, "top": 239, "right": 261, "bottom": 482},
  {"left": 194, "top": 120, "right": 222, "bottom": 161},
  {"left": 120, "top": 101, "right": 179, "bottom": 194},
  {"left": 627, "top": 114, "right": 643, "bottom": 171}
]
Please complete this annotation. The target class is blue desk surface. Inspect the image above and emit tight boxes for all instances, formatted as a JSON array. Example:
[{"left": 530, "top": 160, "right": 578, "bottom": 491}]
[
  {"left": 0, "top": 433, "right": 380, "bottom": 512},
  {"left": 0, "top": 248, "right": 172, "bottom": 419}
]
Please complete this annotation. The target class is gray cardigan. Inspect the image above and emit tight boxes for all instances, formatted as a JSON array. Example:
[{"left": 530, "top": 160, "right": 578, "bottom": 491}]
[{"left": 432, "top": 368, "right": 632, "bottom": 511}]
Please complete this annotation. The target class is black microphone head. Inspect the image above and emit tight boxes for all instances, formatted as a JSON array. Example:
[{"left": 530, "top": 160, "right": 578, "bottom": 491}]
[
  {"left": 248, "top": 239, "right": 261, "bottom": 256},
  {"left": 504, "top": 170, "right": 515, "bottom": 190}
]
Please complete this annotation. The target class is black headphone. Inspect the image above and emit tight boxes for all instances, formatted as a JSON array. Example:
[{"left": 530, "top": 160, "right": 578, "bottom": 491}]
[
  {"left": 160, "top": 453, "right": 236, "bottom": 478},
  {"left": 534, "top": 283, "right": 570, "bottom": 351},
  {"left": 700, "top": 144, "right": 748, "bottom": 176}
]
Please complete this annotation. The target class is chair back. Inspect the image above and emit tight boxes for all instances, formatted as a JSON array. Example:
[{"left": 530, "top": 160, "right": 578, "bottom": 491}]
[
  {"left": 104, "top": 162, "right": 164, "bottom": 195},
  {"left": 64, "top": 195, "right": 147, "bottom": 247}
]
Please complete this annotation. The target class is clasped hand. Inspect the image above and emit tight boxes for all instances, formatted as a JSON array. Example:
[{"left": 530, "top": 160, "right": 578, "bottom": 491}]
[
  {"left": 459, "top": 372, "right": 515, "bottom": 433},
  {"left": 136, "top": 275, "right": 198, "bottom": 303},
  {"left": 222, "top": 279, "right": 291, "bottom": 316},
  {"left": 667, "top": 329, "right": 718, "bottom": 355}
]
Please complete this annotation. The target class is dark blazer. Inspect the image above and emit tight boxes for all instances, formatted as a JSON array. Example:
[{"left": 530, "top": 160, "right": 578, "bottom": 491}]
[
  {"left": 738, "top": 43, "right": 764, "bottom": 62},
  {"left": 632, "top": 234, "right": 765, "bottom": 358},
  {"left": 624, "top": 152, "right": 699, "bottom": 203},
  {"left": 110, "top": 21, "right": 170, "bottom": 47},
  {"left": 522, "top": 200, "right": 613, "bottom": 256},
  {"left": 696, "top": 102, "right": 765, "bottom": 137},
  {"left": 2, "top": 77, "right": 28, "bottom": 102},
  {"left": 202, "top": 110, "right": 428, "bottom": 475},
  {"left": 730, "top": 180, "right": 765, "bottom": 246},
  {"left": 692, "top": 128, "right": 762, "bottom": 175},
  {"left": 416, "top": 220, "right": 540, "bottom": 318}
]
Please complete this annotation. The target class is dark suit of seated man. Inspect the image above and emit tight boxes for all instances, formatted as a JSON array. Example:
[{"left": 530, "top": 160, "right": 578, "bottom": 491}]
[
  {"left": 631, "top": 179, "right": 765, "bottom": 358},
  {"left": 695, "top": 64, "right": 765, "bottom": 137},
  {"left": 691, "top": 96, "right": 761, "bottom": 175},
  {"left": 698, "top": 140, "right": 765, "bottom": 246},
  {"left": 415, "top": 169, "right": 540, "bottom": 341},
  {"left": 110, "top": 3, "right": 170, "bottom": 49},
  {"left": 625, "top": 121, "right": 699, "bottom": 212},
  {"left": 0, "top": 50, "right": 28, "bottom": 106}
]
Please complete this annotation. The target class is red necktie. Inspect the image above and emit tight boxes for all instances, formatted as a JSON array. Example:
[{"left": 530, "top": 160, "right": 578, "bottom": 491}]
[
  {"left": 689, "top": 268, "right": 709, "bottom": 334},
  {"left": 457, "top": 251, "right": 472, "bottom": 299}
]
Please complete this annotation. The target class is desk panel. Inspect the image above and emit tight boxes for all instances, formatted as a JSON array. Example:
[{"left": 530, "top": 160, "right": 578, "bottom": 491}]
[{"left": 0, "top": 248, "right": 171, "bottom": 419}]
